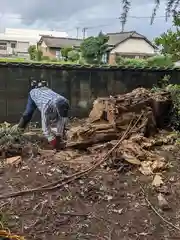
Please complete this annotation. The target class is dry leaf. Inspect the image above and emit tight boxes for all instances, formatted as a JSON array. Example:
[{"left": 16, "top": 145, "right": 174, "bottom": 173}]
[
  {"left": 123, "top": 153, "right": 141, "bottom": 165},
  {"left": 152, "top": 174, "right": 163, "bottom": 187},
  {"left": 151, "top": 158, "right": 166, "bottom": 172},
  {"left": 157, "top": 193, "right": 170, "bottom": 210},
  {"left": 139, "top": 161, "right": 153, "bottom": 175},
  {"left": 6, "top": 156, "right": 22, "bottom": 166}
]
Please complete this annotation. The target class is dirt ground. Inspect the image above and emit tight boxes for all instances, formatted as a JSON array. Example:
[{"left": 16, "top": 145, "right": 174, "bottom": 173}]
[{"left": 1, "top": 130, "right": 180, "bottom": 239}]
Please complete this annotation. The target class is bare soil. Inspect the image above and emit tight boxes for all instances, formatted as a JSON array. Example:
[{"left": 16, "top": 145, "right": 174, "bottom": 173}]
[{"left": 0, "top": 138, "right": 180, "bottom": 240}]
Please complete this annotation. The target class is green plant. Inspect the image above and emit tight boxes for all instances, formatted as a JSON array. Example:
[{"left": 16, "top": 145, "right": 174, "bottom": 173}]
[
  {"left": 51, "top": 58, "right": 58, "bottom": 62},
  {"left": 151, "top": 75, "right": 171, "bottom": 92},
  {"left": 120, "top": 1, "right": 179, "bottom": 26},
  {"left": 115, "top": 55, "right": 174, "bottom": 68},
  {"left": 146, "top": 55, "right": 174, "bottom": 67},
  {"left": 36, "top": 49, "right": 43, "bottom": 61},
  {"left": 151, "top": 74, "right": 180, "bottom": 130},
  {"left": 116, "top": 57, "right": 147, "bottom": 67},
  {"left": 61, "top": 47, "right": 73, "bottom": 61},
  {"left": 42, "top": 56, "right": 50, "bottom": 61},
  {"left": 67, "top": 50, "right": 80, "bottom": 62},
  {"left": 80, "top": 32, "right": 109, "bottom": 64},
  {"left": 166, "top": 84, "right": 180, "bottom": 130},
  {"left": 154, "top": 12, "right": 180, "bottom": 61},
  {"left": 28, "top": 45, "right": 37, "bottom": 60}
]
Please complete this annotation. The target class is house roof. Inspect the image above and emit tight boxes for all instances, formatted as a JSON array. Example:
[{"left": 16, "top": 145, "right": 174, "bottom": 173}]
[
  {"left": 106, "top": 31, "right": 156, "bottom": 49},
  {"left": 38, "top": 36, "right": 82, "bottom": 48}
]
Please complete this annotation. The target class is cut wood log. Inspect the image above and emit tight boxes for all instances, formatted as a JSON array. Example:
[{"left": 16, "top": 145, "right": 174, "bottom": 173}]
[{"left": 69, "top": 88, "right": 172, "bottom": 147}]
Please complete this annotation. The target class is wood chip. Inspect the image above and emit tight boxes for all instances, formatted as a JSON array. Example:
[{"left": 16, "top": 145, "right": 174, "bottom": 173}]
[
  {"left": 6, "top": 156, "right": 22, "bottom": 166},
  {"left": 123, "top": 153, "right": 141, "bottom": 165},
  {"left": 157, "top": 193, "right": 171, "bottom": 210},
  {"left": 152, "top": 174, "right": 163, "bottom": 187},
  {"left": 139, "top": 161, "right": 153, "bottom": 175}
]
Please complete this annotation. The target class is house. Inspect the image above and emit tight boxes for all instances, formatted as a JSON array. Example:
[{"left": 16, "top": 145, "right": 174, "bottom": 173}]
[
  {"left": 106, "top": 31, "right": 157, "bottom": 64},
  {"left": 0, "top": 28, "right": 68, "bottom": 59},
  {"left": 38, "top": 36, "right": 82, "bottom": 60},
  {"left": 0, "top": 34, "right": 30, "bottom": 58}
]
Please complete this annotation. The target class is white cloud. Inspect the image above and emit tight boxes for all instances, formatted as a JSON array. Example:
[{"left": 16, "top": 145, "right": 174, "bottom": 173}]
[{"left": 0, "top": 0, "right": 173, "bottom": 39}]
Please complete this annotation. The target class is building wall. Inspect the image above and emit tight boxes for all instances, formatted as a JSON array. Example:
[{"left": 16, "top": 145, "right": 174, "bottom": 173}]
[
  {"left": 0, "top": 63, "right": 179, "bottom": 123},
  {"left": 39, "top": 41, "right": 57, "bottom": 59},
  {"left": 0, "top": 40, "right": 29, "bottom": 57},
  {"left": 108, "top": 38, "right": 156, "bottom": 65},
  {"left": 109, "top": 53, "right": 116, "bottom": 65},
  {"left": 110, "top": 38, "right": 156, "bottom": 55}
]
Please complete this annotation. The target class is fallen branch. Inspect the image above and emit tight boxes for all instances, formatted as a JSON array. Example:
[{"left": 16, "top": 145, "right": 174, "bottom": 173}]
[
  {"left": 0, "top": 113, "right": 143, "bottom": 200},
  {"left": 140, "top": 185, "right": 180, "bottom": 231}
]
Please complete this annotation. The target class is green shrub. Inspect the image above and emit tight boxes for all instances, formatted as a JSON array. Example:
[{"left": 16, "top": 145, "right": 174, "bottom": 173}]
[
  {"left": 116, "top": 56, "right": 147, "bottom": 67},
  {"left": 116, "top": 55, "right": 174, "bottom": 68},
  {"left": 146, "top": 55, "right": 174, "bottom": 67},
  {"left": 68, "top": 50, "right": 80, "bottom": 62},
  {"left": 42, "top": 56, "right": 50, "bottom": 61}
]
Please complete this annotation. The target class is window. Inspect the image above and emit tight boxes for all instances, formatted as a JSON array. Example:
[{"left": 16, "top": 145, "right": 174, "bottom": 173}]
[
  {"left": 0, "top": 42, "right": 7, "bottom": 50},
  {"left": 102, "top": 53, "right": 107, "bottom": 63},
  {"left": 56, "top": 50, "right": 63, "bottom": 59},
  {"left": 11, "top": 43, "right": 16, "bottom": 48}
]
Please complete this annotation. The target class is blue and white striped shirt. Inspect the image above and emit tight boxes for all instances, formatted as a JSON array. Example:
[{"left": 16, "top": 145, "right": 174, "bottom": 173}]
[{"left": 30, "top": 87, "right": 67, "bottom": 140}]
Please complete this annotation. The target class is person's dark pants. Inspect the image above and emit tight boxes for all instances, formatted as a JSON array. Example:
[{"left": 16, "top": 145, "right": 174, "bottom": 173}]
[{"left": 18, "top": 94, "right": 37, "bottom": 129}]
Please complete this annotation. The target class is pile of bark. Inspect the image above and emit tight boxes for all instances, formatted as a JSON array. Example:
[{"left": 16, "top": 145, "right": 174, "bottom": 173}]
[{"left": 68, "top": 88, "right": 172, "bottom": 149}]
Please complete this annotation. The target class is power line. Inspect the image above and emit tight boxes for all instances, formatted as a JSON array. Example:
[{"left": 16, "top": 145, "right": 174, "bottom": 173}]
[{"left": 0, "top": 14, "right": 169, "bottom": 21}]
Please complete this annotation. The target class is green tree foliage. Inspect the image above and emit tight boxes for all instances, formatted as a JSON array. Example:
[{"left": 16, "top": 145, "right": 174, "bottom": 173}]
[
  {"left": 154, "top": 13, "right": 180, "bottom": 61},
  {"left": 36, "top": 49, "right": 43, "bottom": 61},
  {"left": 121, "top": 0, "right": 179, "bottom": 27},
  {"left": 28, "top": 45, "right": 43, "bottom": 61},
  {"left": 61, "top": 47, "right": 73, "bottom": 61},
  {"left": 67, "top": 50, "right": 80, "bottom": 62},
  {"left": 28, "top": 45, "right": 37, "bottom": 60},
  {"left": 80, "top": 32, "right": 109, "bottom": 64}
]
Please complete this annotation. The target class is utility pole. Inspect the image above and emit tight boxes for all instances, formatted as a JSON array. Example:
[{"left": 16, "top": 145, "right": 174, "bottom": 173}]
[
  {"left": 119, "top": 17, "right": 124, "bottom": 32},
  {"left": 82, "top": 27, "right": 88, "bottom": 39},
  {"left": 76, "top": 27, "right": 79, "bottom": 39}
]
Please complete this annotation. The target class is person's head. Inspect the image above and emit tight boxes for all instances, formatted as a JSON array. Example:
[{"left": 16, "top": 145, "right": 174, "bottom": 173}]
[
  {"left": 30, "top": 79, "right": 38, "bottom": 89},
  {"left": 38, "top": 80, "right": 48, "bottom": 88}
]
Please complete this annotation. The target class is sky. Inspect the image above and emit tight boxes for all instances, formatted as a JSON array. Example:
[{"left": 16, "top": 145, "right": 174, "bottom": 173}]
[{"left": 0, "top": 0, "right": 174, "bottom": 40}]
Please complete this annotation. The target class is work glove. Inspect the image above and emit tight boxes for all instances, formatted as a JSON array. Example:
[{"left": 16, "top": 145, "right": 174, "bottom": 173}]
[
  {"left": 49, "top": 138, "right": 57, "bottom": 148},
  {"left": 49, "top": 136, "right": 66, "bottom": 150}
]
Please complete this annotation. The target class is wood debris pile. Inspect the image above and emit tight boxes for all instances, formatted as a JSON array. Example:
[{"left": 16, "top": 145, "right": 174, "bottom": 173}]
[
  {"left": 68, "top": 88, "right": 175, "bottom": 175},
  {"left": 69, "top": 88, "right": 172, "bottom": 147},
  {"left": 0, "top": 88, "right": 176, "bottom": 176}
]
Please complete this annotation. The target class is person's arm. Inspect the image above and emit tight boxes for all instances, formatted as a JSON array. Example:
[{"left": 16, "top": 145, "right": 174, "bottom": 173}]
[{"left": 18, "top": 94, "right": 37, "bottom": 129}]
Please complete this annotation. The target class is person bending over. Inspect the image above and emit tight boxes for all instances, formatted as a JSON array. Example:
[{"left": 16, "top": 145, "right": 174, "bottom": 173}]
[{"left": 18, "top": 80, "right": 69, "bottom": 150}]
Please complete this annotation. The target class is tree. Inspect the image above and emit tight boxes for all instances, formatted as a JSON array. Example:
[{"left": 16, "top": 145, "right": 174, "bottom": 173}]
[
  {"left": 61, "top": 47, "right": 73, "bottom": 61},
  {"left": 68, "top": 50, "right": 80, "bottom": 62},
  {"left": 120, "top": 0, "right": 179, "bottom": 27},
  {"left": 80, "top": 32, "right": 109, "bottom": 64},
  {"left": 28, "top": 45, "right": 37, "bottom": 60},
  {"left": 36, "top": 49, "right": 43, "bottom": 61},
  {"left": 154, "top": 13, "right": 180, "bottom": 61}
]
